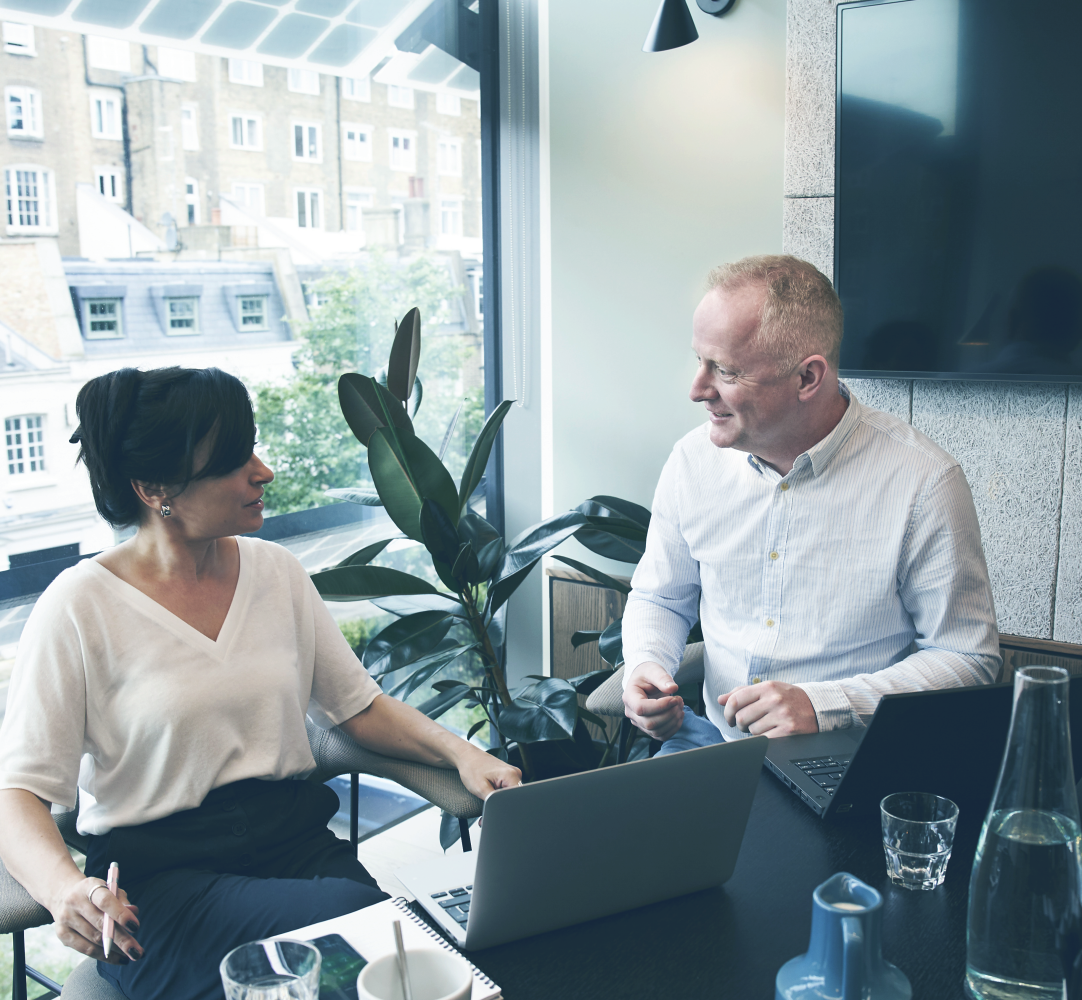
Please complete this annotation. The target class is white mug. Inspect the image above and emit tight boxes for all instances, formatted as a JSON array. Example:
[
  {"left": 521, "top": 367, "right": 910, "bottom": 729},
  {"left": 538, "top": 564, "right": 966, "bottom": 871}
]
[{"left": 356, "top": 949, "right": 472, "bottom": 1000}]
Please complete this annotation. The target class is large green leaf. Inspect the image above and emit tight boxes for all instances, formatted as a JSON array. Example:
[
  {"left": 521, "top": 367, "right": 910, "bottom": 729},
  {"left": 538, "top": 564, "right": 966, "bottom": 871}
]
[
  {"left": 368, "top": 427, "right": 460, "bottom": 541},
  {"left": 387, "top": 307, "right": 421, "bottom": 404},
  {"left": 416, "top": 682, "right": 475, "bottom": 720},
  {"left": 575, "top": 515, "right": 648, "bottom": 564},
  {"left": 311, "top": 565, "right": 438, "bottom": 601},
  {"left": 550, "top": 555, "right": 631, "bottom": 595},
  {"left": 598, "top": 619, "right": 623, "bottom": 666},
  {"left": 362, "top": 611, "right": 456, "bottom": 677},
  {"left": 419, "top": 498, "right": 460, "bottom": 566},
  {"left": 458, "top": 399, "right": 514, "bottom": 512},
  {"left": 324, "top": 488, "right": 384, "bottom": 506},
  {"left": 498, "top": 677, "right": 579, "bottom": 743},
  {"left": 486, "top": 510, "right": 588, "bottom": 615},
  {"left": 335, "top": 538, "right": 393, "bottom": 568},
  {"left": 571, "top": 629, "right": 603, "bottom": 649},
  {"left": 387, "top": 641, "right": 477, "bottom": 700},
  {"left": 338, "top": 373, "right": 412, "bottom": 446},
  {"left": 567, "top": 668, "right": 615, "bottom": 696},
  {"left": 369, "top": 594, "right": 463, "bottom": 617},
  {"left": 476, "top": 538, "right": 504, "bottom": 583},
  {"left": 458, "top": 510, "right": 501, "bottom": 550},
  {"left": 578, "top": 495, "right": 652, "bottom": 529}
]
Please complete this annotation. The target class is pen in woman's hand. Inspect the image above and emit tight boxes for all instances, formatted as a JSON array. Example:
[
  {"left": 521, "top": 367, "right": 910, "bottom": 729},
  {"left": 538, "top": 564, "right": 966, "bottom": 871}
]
[{"left": 102, "top": 862, "right": 119, "bottom": 959}]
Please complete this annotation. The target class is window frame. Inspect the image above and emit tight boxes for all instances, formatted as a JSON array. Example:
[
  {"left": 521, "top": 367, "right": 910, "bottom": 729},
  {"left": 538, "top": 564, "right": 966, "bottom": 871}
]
[
  {"left": 4, "top": 164, "right": 57, "bottom": 235},
  {"left": 5, "top": 85, "right": 42, "bottom": 138},
  {"left": 2, "top": 22, "right": 35, "bottom": 57},
  {"left": 341, "top": 76, "right": 371, "bottom": 102},
  {"left": 229, "top": 112, "right": 262, "bottom": 151},
  {"left": 436, "top": 91, "right": 461, "bottom": 116},
  {"left": 228, "top": 58, "right": 263, "bottom": 87},
  {"left": 82, "top": 297, "right": 124, "bottom": 340},
  {"left": 294, "top": 188, "right": 323, "bottom": 229},
  {"left": 238, "top": 294, "right": 269, "bottom": 331},
  {"left": 439, "top": 196, "right": 463, "bottom": 237},
  {"left": 94, "top": 166, "right": 122, "bottom": 203},
  {"left": 341, "top": 122, "right": 372, "bottom": 162},
  {"left": 292, "top": 121, "right": 323, "bottom": 162},
  {"left": 184, "top": 176, "right": 200, "bottom": 225},
  {"left": 165, "top": 296, "right": 200, "bottom": 336},
  {"left": 157, "top": 46, "right": 196, "bottom": 82},
  {"left": 230, "top": 181, "right": 266, "bottom": 217},
  {"left": 4, "top": 414, "right": 46, "bottom": 480},
  {"left": 387, "top": 84, "right": 415, "bottom": 109},
  {"left": 288, "top": 68, "right": 321, "bottom": 95},
  {"left": 89, "top": 90, "right": 122, "bottom": 140},
  {"left": 388, "top": 129, "right": 417, "bottom": 172},
  {"left": 437, "top": 138, "right": 462, "bottom": 176},
  {"left": 343, "top": 187, "right": 374, "bottom": 233}
]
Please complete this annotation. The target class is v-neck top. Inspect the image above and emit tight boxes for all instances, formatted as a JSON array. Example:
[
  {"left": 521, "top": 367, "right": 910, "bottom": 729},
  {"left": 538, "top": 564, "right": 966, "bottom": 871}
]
[{"left": 0, "top": 536, "right": 381, "bottom": 835}]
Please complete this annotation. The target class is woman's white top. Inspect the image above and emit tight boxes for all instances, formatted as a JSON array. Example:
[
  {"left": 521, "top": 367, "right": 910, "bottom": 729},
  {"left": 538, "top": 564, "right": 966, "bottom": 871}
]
[{"left": 0, "top": 536, "right": 381, "bottom": 835}]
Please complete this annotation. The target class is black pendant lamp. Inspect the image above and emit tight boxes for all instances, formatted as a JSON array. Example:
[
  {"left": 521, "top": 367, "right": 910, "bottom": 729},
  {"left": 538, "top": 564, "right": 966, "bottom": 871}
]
[{"left": 642, "top": 0, "right": 738, "bottom": 53}]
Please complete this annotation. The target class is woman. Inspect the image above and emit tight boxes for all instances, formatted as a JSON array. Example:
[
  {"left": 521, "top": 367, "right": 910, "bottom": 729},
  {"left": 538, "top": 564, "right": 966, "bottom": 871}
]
[{"left": 0, "top": 367, "right": 519, "bottom": 1000}]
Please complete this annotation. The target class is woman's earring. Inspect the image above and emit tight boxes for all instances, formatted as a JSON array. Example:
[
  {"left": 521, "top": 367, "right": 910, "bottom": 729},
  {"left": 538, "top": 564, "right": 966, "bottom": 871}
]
[{"left": 160, "top": 504, "right": 171, "bottom": 517}]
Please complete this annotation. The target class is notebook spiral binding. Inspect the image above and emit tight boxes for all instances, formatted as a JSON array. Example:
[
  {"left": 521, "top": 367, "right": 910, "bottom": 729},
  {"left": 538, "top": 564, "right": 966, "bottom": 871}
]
[{"left": 391, "top": 897, "right": 498, "bottom": 991}]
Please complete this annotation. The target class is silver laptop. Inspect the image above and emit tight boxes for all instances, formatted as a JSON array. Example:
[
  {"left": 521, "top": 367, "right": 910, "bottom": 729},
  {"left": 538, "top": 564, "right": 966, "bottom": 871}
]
[{"left": 397, "top": 736, "right": 767, "bottom": 951}]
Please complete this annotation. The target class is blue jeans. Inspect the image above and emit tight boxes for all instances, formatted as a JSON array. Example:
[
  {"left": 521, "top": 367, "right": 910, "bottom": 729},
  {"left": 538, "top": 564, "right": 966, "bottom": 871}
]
[{"left": 654, "top": 706, "right": 727, "bottom": 756}]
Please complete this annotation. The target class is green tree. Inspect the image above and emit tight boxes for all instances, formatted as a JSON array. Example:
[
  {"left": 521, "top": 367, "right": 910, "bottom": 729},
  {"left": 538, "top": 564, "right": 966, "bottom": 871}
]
[{"left": 253, "top": 253, "right": 483, "bottom": 515}]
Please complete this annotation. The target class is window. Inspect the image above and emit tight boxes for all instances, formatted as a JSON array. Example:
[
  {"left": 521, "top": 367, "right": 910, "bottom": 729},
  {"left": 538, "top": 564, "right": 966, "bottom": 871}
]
[
  {"left": 94, "top": 166, "right": 122, "bottom": 203},
  {"left": 180, "top": 104, "right": 199, "bottom": 150},
  {"left": 83, "top": 298, "right": 123, "bottom": 339},
  {"left": 387, "top": 85, "right": 414, "bottom": 109},
  {"left": 436, "top": 92, "right": 461, "bottom": 116},
  {"left": 90, "top": 92, "right": 122, "bottom": 140},
  {"left": 342, "top": 123, "right": 371, "bottom": 162},
  {"left": 228, "top": 59, "right": 263, "bottom": 86},
  {"left": 239, "top": 295, "right": 268, "bottom": 330},
  {"left": 293, "top": 122, "right": 322, "bottom": 162},
  {"left": 440, "top": 198, "right": 462, "bottom": 237},
  {"left": 86, "top": 35, "right": 130, "bottom": 72},
  {"left": 389, "top": 131, "right": 416, "bottom": 172},
  {"left": 3, "top": 22, "right": 34, "bottom": 56},
  {"left": 157, "top": 47, "right": 196, "bottom": 81},
  {"left": 6, "top": 87, "right": 41, "bottom": 138},
  {"left": 231, "top": 182, "right": 265, "bottom": 216},
  {"left": 185, "top": 177, "right": 199, "bottom": 225},
  {"left": 288, "top": 68, "right": 320, "bottom": 95},
  {"left": 295, "top": 189, "right": 321, "bottom": 229},
  {"left": 229, "top": 113, "right": 261, "bottom": 149},
  {"left": 344, "top": 189, "right": 373, "bottom": 232},
  {"left": 341, "top": 76, "right": 370, "bottom": 101},
  {"left": 437, "top": 139, "right": 461, "bottom": 176},
  {"left": 5, "top": 416, "right": 45, "bottom": 477},
  {"left": 166, "top": 297, "right": 199, "bottom": 334},
  {"left": 4, "top": 166, "right": 55, "bottom": 233}
]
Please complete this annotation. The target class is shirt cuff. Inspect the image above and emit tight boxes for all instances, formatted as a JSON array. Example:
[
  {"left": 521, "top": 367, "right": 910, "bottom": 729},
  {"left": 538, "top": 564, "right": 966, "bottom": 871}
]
[{"left": 795, "top": 681, "right": 858, "bottom": 732}]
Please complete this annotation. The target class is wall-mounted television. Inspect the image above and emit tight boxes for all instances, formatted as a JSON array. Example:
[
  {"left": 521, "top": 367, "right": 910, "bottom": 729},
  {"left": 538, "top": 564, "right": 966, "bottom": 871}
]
[{"left": 835, "top": 0, "right": 1082, "bottom": 382}]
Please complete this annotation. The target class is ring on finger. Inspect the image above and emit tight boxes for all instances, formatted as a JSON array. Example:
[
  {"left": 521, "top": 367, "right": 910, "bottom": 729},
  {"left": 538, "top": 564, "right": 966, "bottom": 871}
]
[{"left": 86, "top": 883, "right": 109, "bottom": 906}]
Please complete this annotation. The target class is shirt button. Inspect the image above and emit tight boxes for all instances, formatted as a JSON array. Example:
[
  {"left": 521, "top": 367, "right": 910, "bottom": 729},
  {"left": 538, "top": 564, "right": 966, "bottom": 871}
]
[
  {"left": 770, "top": 551, "right": 779, "bottom": 560},
  {"left": 766, "top": 619, "right": 775, "bottom": 627},
  {"left": 780, "top": 483, "right": 790, "bottom": 492},
  {"left": 752, "top": 677, "right": 762, "bottom": 684},
  {"left": 232, "top": 823, "right": 247, "bottom": 837}
]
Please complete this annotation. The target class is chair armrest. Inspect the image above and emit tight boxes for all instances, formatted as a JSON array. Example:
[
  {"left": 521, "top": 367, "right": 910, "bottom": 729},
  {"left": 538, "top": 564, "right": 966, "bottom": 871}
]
[
  {"left": 584, "top": 643, "right": 707, "bottom": 719},
  {"left": 306, "top": 720, "right": 483, "bottom": 819},
  {"left": 0, "top": 857, "right": 51, "bottom": 935}
]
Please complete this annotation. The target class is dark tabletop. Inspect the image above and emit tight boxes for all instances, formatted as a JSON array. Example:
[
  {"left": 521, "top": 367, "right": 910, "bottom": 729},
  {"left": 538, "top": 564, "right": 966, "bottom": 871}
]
[{"left": 464, "top": 770, "right": 978, "bottom": 1000}]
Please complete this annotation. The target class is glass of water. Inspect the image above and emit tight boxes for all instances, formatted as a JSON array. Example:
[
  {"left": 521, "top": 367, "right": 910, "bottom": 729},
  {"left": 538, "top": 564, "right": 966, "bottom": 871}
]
[
  {"left": 880, "top": 792, "right": 959, "bottom": 891},
  {"left": 220, "top": 939, "right": 321, "bottom": 1000}
]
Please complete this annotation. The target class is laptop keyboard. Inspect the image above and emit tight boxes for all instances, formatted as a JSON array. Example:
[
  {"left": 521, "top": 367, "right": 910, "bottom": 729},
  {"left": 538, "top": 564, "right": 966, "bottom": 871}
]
[
  {"left": 792, "top": 756, "right": 852, "bottom": 796},
  {"left": 429, "top": 884, "right": 473, "bottom": 928}
]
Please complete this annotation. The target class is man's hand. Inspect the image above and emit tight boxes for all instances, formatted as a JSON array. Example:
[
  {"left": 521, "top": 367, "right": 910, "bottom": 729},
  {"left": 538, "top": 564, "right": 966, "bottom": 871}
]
[
  {"left": 623, "top": 662, "right": 685, "bottom": 741},
  {"left": 718, "top": 681, "right": 818, "bottom": 737},
  {"left": 456, "top": 747, "right": 522, "bottom": 801}
]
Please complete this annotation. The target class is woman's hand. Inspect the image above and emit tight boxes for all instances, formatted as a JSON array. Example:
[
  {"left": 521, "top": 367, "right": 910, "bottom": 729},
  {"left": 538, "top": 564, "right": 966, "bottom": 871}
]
[
  {"left": 51, "top": 875, "right": 142, "bottom": 964},
  {"left": 455, "top": 747, "right": 522, "bottom": 801}
]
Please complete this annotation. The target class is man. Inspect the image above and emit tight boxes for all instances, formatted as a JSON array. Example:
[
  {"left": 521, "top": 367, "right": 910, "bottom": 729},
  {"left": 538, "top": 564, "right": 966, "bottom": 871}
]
[{"left": 622, "top": 255, "right": 1000, "bottom": 751}]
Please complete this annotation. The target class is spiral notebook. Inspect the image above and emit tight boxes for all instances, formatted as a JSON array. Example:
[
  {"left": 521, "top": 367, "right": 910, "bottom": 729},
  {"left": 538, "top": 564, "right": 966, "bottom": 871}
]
[{"left": 284, "top": 896, "right": 502, "bottom": 1000}]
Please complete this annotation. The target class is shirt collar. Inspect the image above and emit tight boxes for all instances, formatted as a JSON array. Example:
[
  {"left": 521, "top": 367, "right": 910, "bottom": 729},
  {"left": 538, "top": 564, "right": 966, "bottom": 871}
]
[{"left": 746, "top": 383, "right": 860, "bottom": 479}]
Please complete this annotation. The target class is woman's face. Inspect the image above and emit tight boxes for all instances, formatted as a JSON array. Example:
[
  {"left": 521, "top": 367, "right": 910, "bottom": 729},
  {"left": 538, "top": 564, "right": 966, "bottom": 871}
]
[{"left": 154, "top": 447, "right": 274, "bottom": 540}]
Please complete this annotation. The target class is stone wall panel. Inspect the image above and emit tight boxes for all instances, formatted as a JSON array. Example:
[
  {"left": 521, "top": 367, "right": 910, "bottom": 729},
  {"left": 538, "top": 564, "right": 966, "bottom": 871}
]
[
  {"left": 782, "top": 196, "right": 834, "bottom": 283},
  {"left": 1055, "top": 384, "right": 1082, "bottom": 643}
]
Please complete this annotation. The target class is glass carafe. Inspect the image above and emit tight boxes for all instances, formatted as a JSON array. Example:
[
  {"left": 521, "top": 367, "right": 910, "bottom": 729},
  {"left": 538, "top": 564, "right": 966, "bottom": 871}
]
[{"left": 966, "top": 666, "right": 1082, "bottom": 999}]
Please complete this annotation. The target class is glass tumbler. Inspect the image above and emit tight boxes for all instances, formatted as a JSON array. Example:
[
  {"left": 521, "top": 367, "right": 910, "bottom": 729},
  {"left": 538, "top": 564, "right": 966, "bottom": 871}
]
[
  {"left": 220, "top": 939, "right": 321, "bottom": 1000},
  {"left": 880, "top": 791, "right": 959, "bottom": 890}
]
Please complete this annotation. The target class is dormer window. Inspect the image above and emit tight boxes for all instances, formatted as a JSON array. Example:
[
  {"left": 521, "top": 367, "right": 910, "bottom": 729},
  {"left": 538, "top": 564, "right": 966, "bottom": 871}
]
[
  {"left": 239, "top": 296, "right": 267, "bottom": 330},
  {"left": 166, "top": 297, "right": 199, "bottom": 334}
]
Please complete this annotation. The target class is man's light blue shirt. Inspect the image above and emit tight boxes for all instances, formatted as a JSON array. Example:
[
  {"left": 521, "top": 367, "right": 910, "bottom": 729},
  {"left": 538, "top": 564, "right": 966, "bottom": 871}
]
[{"left": 621, "top": 387, "right": 1001, "bottom": 738}]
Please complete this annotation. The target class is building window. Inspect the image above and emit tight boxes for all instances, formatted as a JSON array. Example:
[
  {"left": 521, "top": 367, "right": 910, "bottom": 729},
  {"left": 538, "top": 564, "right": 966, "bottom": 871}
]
[
  {"left": 4, "top": 166, "right": 55, "bottom": 234},
  {"left": 293, "top": 122, "right": 321, "bottom": 162},
  {"left": 90, "top": 92, "right": 122, "bottom": 140},
  {"left": 230, "top": 114, "right": 261, "bottom": 149},
  {"left": 436, "top": 92, "right": 461, "bottom": 116},
  {"left": 389, "top": 131, "right": 416, "bottom": 172},
  {"left": 344, "top": 189, "right": 373, "bottom": 232},
  {"left": 342, "top": 123, "right": 371, "bottom": 162},
  {"left": 341, "top": 76, "right": 370, "bottom": 101},
  {"left": 94, "top": 166, "right": 122, "bottom": 203},
  {"left": 166, "top": 297, "right": 199, "bottom": 334},
  {"left": 3, "top": 22, "right": 35, "bottom": 56},
  {"left": 6, "top": 86, "right": 41, "bottom": 138},
  {"left": 230, "top": 182, "right": 265, "bottom": 216},
  {"left": 185, "top": 177, "right": 199, "bottom": 225},
  {"left": 288, "top": 68, "right": 320, "bottom": 95},
  {"left": 5, "top": 416, "right": 45, "bottom": 477},
  {"left": 295, "top": 189, "right": 321, "bottom": 229},
  {"left": 157, "top": 47, "right": 196, "bottom": 81},
  {"left": 387, "top": 84, "right": 414, "bottom": 109},
  {"left": 440, "top": 198, "right": 462, "bottom": 237},
  {"left": 180, "top": 104, "right": 199, "bottom": 150},
  {"left": 239, "top": 296, "right": 268, "bottom": 330},
  {"left": 437, "top": 139, "right": 461, "bottom": 176},
  {"left": 86, "top": 35, "right": 130, "bottom": 72},
  {"left": 83, "top": 298, "right": 123, "bottom": 339},
  {"left": 228, "top": 58, "right": 263, "bottom": 86}
]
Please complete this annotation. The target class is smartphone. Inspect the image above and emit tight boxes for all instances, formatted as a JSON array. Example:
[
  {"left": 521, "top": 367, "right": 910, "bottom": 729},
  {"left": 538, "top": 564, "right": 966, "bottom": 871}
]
[{"left": 308, "top": 933, "right": 368, "bottom": 1000}]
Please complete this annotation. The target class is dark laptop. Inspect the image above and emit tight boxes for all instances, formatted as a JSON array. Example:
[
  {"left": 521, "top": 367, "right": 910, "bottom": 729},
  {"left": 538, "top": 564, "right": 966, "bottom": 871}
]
[{"left": 763, "top": 677, "right": 1082, "bottom": 819}]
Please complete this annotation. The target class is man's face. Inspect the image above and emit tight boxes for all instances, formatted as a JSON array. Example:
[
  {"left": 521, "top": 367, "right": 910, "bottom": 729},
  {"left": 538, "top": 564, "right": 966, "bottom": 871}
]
[{"left": 689, "top": 285, "right": 802, "bottom": 457}]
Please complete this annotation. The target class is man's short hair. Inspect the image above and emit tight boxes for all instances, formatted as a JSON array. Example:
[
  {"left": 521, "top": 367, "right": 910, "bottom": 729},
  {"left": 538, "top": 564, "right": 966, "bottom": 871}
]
[{"left": 707, "top": 255, "right": 843, "bottom": 374}]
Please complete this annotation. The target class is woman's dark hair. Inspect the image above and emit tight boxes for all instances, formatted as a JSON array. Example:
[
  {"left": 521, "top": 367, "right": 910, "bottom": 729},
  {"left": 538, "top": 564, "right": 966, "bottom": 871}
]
[{"left": 70, "top": 367, "right": 257, "bottom": 528}]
